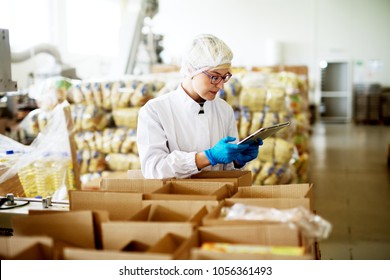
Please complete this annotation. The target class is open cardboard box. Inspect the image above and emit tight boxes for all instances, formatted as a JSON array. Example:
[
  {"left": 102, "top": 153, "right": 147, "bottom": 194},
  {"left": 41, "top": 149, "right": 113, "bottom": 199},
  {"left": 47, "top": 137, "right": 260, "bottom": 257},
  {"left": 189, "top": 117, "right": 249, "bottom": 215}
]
[
  {"left": 226, "top": 197, "right": 310, "bottom": 210},
  {"left": 98, "top": 221, "right": 196, "bottom": 259},
  {"left": 82, "top": 171, "right": 129, "bottom": 190},
  {"left": 129, "top": 200, "right": 218, "bottom": 225},
  {"left": 63, "top": 232, "right": 197, "bottom": 260},
  {"left": 191, "top": 224, "right": 314, "bottom": 260},
  {"left": 203, "top": 200, "right": 311, "bottom": 227},
  {"left": 11, "top": 210, "right": 101, "bottom": 259},
  {"left": 233, "top": 184, "right": 313, "bottom": 198},
  {"left": 69, "top": 190, "right": 143, "bottom": 221},
  {"left": 0, "top": 236, "right": 53, "bottom": 260},
  {"left": 143, "top": 181, "right": 233, "bottom": 201},
  {"left": 173, "top": 170, "right": 252, "bottom": 193},
  {"left": 100, "top": 178, "right": 165, "bottom": 193},
  {"left": 231, "top": 184, "right": 314, "bottom": 209}
]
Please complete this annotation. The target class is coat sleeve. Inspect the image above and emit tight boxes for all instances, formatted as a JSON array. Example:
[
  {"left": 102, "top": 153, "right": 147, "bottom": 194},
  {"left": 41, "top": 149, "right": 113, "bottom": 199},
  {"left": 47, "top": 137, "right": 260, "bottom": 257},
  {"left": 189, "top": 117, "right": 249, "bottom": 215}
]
[{"left": 136, "top": 103, "right": 200, "bottom": 179}]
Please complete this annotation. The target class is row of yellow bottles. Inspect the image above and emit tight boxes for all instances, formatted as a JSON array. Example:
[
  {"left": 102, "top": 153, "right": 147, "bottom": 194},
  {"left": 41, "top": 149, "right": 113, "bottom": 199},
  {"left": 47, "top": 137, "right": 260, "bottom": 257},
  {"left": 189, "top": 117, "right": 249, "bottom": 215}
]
[{"left": 18, "top": 156, "right": 76, "bottom": 198}]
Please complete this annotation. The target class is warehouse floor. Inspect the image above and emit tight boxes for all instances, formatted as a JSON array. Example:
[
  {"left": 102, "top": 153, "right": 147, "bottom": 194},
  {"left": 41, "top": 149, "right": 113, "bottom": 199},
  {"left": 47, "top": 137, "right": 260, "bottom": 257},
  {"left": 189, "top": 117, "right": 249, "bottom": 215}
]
[{"left": 309, "top": 121, "right": 390, "bottom": 260}]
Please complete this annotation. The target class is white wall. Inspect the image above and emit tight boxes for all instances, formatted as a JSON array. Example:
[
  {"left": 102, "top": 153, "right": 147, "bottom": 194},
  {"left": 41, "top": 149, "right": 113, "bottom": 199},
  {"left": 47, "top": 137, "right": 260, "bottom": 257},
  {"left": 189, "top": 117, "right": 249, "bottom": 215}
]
[
  {"left": 153, "top": 0, "right": 390, "bottom": 88},
  {"left": 6, "top": 0, "right": 390, "bottom": 94}
]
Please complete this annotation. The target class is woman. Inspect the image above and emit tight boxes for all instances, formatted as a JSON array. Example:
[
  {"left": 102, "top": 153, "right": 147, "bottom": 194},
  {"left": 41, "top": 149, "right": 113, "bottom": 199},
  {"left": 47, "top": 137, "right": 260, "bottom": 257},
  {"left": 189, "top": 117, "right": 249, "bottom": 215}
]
[{"left": 137, "top": 34, "right": 261, "bottom": 179}]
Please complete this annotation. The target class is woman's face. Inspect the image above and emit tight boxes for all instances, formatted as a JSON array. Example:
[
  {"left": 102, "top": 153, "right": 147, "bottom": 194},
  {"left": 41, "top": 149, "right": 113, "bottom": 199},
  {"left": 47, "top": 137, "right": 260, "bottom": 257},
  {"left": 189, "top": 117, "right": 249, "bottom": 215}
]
[{"left": 189, "top": 68, "right": 231, "bottom": 102}]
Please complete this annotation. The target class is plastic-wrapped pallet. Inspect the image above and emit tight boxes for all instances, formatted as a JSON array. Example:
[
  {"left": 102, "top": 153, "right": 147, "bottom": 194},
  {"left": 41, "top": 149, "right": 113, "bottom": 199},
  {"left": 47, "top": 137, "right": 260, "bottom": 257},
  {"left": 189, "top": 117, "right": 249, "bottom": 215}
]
[{"left": 227, "top": 69, "right": 311, "bottom": 185}]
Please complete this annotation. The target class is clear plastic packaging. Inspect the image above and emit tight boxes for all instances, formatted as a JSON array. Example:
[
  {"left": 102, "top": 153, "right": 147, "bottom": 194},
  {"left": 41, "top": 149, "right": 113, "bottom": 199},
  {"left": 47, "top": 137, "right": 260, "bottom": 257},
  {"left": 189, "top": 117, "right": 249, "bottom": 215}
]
[
  {"left": 0, "top": 102, "right": 76, "bottom": 200},
  {"left": 223, "top": 203, "right": 332, "bottom": 241}
]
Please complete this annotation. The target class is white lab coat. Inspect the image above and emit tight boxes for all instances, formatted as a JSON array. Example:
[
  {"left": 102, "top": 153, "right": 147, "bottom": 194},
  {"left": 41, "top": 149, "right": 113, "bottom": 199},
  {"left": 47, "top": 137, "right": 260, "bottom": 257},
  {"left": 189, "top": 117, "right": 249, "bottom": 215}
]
[{"left": 137, "top": 85, "right": 239, "bottom": 179}]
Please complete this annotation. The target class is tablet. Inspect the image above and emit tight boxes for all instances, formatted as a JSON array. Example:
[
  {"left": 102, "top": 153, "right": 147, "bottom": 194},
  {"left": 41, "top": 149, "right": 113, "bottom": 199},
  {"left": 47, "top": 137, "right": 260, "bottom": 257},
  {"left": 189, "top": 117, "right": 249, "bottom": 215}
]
[{"left": 237, "top": 121, "right": 290, "bottom": 145}]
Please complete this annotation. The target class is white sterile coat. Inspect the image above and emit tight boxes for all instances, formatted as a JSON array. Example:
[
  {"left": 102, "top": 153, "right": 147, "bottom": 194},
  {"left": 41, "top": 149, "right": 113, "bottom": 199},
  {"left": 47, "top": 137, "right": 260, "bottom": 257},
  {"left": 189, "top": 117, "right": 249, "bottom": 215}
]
[{"left": 137, "top": 85, "right": 239, "bottom": 179}]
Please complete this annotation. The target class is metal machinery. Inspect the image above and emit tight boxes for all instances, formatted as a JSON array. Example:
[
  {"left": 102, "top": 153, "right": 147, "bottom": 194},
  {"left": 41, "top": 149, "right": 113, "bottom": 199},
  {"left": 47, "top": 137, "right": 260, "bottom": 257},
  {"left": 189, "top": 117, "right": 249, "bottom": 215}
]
[
  {"left": 0, "top": 29, "right": 17, "bottom": 94},
  {"left": 0, "top": 29, "right": 19, "bottom": 129},
  {"left": 112, "top": 0, "right": 160, "bottom": 75}
]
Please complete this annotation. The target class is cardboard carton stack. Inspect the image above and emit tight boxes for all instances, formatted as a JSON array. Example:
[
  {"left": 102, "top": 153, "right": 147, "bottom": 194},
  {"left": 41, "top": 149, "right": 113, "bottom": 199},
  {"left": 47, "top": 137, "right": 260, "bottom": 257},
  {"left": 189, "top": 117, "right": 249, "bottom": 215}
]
[{"left": 0, "top": 170, "right": 322, "bottom": 260}]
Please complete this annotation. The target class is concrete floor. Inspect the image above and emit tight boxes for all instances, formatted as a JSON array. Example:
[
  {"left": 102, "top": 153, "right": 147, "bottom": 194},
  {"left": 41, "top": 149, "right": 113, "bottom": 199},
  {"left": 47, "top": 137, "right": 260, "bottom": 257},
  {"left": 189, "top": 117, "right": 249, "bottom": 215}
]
[{"left": 309, "top": 122, "right": 390, "bottom": 260}]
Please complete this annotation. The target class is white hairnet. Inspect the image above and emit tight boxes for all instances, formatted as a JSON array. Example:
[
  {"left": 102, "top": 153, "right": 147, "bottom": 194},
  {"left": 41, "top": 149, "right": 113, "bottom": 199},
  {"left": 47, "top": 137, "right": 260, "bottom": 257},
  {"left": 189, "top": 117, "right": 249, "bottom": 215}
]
[{"left": 180, "top": 34, "right": 233, "bottom": 77}]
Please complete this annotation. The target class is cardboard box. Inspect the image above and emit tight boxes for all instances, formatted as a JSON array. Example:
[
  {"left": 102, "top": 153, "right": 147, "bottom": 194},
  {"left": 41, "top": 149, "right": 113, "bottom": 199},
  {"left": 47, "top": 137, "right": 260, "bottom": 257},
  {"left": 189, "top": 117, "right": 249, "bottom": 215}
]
[
  {"left": 233, "top": 184, "right": 313, "bottom": 199},
  {"left": 0, "top": 172, "right": 25, "bottom": 197},
  {"left": 69, "top": 190, "right": 143, "bottom": 221},
  {"left": 231, "top": 184, "right": 313, "bottom": 209},
  {"left": 0, "top": 236, "right": 53, "bottom": 260},
  {"left": 26, "top": 209, "right": 110, "bottom": 251},
  {"left": 100, "top": 178, "right": 164, "bottom": 193},
  {"left": 203, "top": 200, "right": 310, "bottom": 226},
  {"left": 143, "top": 181, "right": 233, "bottom": 201},
  {"left": 63, "top": 232, "right": 197, "bottom": 260},
  {"left": 191, "top": 225, "right": 313, "bottom": 260},
  {"left": 82, "top": 177, "right": 101, "bottom": 191},
  {"left": 129, "top": 200, "right": 218, "bottom": 224},
  {"left": 82, "top": 171, "right": 129, "bottom": 190},
  {"left": 172, "top": 170, "right": 252, "bottom": 194},
  {"left": 100, "top": 221, "right": 196, "bottom": 259},
  {"left": 226, "top": 198, "right": 311, "bottom": 210},
  {"left": 11, "top": 210, "right": 97, "bottom": 259}
]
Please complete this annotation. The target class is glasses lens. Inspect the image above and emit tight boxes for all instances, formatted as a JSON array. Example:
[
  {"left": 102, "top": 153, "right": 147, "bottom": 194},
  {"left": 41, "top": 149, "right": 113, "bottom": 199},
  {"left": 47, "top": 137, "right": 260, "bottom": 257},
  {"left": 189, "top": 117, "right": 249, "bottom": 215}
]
[
  {"left": 223, "top": 74, "right": 232, "bottom": 83},
  {"left": 211, "top": 76, "right": 222, "bottom": 84}
]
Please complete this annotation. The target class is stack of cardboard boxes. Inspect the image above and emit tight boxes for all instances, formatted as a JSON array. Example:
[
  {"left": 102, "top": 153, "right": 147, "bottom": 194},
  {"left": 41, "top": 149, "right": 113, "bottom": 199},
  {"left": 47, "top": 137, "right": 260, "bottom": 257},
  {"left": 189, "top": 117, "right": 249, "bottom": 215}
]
[{"left": 0, "top": 170, "right": 319, "bottom": 260}]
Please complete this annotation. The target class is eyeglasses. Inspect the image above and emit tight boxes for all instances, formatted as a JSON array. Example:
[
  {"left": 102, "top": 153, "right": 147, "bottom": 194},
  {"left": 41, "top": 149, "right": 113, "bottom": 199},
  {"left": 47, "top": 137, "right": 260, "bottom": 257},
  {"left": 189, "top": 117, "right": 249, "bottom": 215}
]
[{"left": 202, "top": 71, "right": 232, "bottom": 85}]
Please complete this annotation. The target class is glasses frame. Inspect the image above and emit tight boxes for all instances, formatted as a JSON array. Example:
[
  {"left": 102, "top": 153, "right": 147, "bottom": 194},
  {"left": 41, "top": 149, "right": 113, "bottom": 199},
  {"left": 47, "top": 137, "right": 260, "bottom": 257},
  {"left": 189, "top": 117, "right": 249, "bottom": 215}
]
[{"left": 202, "top": 71, "right": 232, "bottom": 85}]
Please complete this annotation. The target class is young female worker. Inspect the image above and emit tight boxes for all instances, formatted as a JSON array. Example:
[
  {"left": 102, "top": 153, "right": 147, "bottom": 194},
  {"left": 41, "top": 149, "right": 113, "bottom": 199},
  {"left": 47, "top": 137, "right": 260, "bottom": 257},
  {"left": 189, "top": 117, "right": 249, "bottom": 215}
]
[{"left": 136, "top": 34, "right": 262, "bottom": 179}]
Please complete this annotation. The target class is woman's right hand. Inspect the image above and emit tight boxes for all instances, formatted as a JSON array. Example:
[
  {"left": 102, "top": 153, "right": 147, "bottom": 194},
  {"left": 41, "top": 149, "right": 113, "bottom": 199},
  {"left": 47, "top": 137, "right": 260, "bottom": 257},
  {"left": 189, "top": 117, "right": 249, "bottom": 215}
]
[{"left": 204, "top": 136, "right": 247, "bottom": 166}]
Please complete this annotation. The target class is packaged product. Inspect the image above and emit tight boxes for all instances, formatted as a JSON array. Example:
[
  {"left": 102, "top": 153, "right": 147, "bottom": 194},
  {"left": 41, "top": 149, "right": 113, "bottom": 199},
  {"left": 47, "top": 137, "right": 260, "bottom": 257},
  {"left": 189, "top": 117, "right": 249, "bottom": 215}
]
[
  {"left": 266, "top": 87, "right": 286, "bottom": 112},
  {"left": 200, "top": 242, "right": 305, "bottom": 256},
  {"left": 239, "top": 109, "right": 251, "bottom": 140},
  {"left": 239, "top": 87, "right": 267, "bottom": 112},
  {"left": 92, "top": 82, "right": 103, "bottom": 107},
  {"left": 112, "top": 107, "right": 140, "bottom": 129},
  {"left": 105, "top": 153, "right": 141, "bottom": 171}
]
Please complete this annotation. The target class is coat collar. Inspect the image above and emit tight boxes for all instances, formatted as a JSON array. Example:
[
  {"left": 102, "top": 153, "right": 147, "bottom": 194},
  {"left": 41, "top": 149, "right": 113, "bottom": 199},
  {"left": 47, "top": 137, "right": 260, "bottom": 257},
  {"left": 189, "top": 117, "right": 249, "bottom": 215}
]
[{"left": 175, "top": 84, "right": 214, "bottom": 115}]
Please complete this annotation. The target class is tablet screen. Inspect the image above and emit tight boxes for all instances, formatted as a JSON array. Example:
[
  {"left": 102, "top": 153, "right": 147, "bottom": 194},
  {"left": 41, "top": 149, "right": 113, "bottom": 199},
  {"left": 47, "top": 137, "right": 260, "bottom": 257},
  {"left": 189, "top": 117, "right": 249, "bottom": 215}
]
[{"left": 237, "top": 121, "right": 290, "bottom": 145}]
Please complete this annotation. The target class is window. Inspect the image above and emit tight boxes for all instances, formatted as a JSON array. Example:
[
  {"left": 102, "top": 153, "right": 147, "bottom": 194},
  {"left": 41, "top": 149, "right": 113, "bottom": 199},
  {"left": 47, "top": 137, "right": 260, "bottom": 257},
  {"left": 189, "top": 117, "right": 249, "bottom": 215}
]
[
  {"left": 0, "top": 0, "right": 52, "bottom": 50},
  {"left": 65, "top": 0, "right": 121, "bottom": 56}
]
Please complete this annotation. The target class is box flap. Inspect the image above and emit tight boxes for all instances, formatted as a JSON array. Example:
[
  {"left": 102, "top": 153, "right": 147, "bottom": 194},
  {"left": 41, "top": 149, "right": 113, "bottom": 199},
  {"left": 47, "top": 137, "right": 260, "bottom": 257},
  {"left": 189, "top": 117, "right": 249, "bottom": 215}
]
[
  {"left": 69, "top": 190, "right": 143, "bottom": 220},
  {"left": 147, "top": 233, "right": 185, "bottom": 254},
  {"left": 226, "top": 198, "right": 311, "bottom": 210},
  {"left": 141, "top": 200, "right": 219, "bottom": 210},
  {"left": 63, "top": 247, "right": 172, "bottom": 260},
  {"left": 100, "top": 178, "right": 164, "bottom": 192},
  {"left": 12, "top": 210, "right": 96, "bottom": 248},
  {"left": 233, "top": 184, "right": 312, "bottom": 198},
  {"left": 190, "top": 170, "right": 252, "bottom": 187},
  {"left": 0, "top": 236, "right": 53, "bottom": 260},
  {"left": 198, "top": 224, "right": 300, "bottom": 246},
  {"left": 129, "top": 204, "right": 152, "bottom": 221},
  {"left": 144, "top": 181, "right": 231, "bottom": 201},
  {"left": 128, "top": 202, "right": 209, "bottom": 224},
  {"left": 101, "top": 222, "right": 194, "bottom": 250},
  {"left": 191, "top": 248, "right": 313, "bottom": 260}
]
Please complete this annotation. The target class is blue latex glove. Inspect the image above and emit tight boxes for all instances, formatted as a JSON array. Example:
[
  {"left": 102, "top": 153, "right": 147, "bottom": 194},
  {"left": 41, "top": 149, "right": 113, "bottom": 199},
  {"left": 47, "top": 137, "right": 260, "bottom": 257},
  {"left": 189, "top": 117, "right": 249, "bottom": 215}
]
[
  {"left": 236, "top": 138, "right": 263, "bottom": 165},
  {"left": 205, "top": 136, "right": 247, "bottom": 166}
]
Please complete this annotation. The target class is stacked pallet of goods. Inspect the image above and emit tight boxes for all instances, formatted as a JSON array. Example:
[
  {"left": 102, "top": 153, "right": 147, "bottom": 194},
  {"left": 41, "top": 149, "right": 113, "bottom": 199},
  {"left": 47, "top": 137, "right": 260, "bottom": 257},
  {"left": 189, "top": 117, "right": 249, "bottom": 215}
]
[
  {"left": 221, "top": 66, "right": 311, "bottom": 184},
  {"left": 15, "top": 67, "right": 310, "bottom": 186},
  {"left": 18, "top": 76, "right": 168, "bottom": 185}
]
